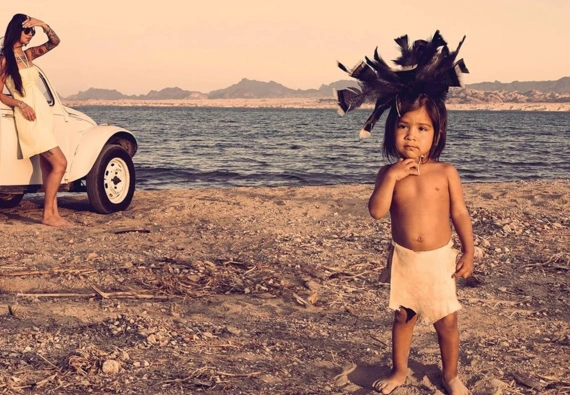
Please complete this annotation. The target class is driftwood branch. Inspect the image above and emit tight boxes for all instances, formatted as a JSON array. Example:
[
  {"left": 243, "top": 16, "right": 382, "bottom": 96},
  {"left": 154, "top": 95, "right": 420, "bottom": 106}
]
[
  {"left": 522, "top": 252, "right": 567, "bottom": 268},
  {"left": 160, "top": 368, "right": 261, "bottom": 385},
  {"left": 217, "top": 371, "right": 261, "bottom": 377},
  {"left": 537, "top": 374, "right": 570, "bottom": 386},
  {"left": 112, "top": 228, "right": 151, "bottom": 234},
  {"left": 0, "top": 268, "right": 97, "bottom": 277},
  {"left": 461, "top": 298, "right": 519, "bottom": 306},
  {"left": 12, "top": 289, "right": 180, "bottom": 300}
]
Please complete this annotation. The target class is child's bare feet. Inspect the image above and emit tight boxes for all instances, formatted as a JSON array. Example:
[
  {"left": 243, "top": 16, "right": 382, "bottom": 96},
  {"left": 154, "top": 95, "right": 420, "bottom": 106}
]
[
  {"left": 372, "top": 370, "right": 407, "bottom": 394},
  {"left": 443, "top": 376, "right": 469, "bottom": 395}
]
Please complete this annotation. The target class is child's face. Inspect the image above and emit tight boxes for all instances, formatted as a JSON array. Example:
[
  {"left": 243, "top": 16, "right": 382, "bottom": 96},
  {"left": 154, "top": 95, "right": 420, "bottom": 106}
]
[{"left": 395, "top": 106, "right": 435, "bottom": 160}]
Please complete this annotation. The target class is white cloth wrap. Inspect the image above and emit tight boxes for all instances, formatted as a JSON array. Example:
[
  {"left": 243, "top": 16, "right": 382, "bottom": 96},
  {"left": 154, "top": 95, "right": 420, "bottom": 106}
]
[{"left": 388, "top": 239, "right": 462, "bottom": 324}]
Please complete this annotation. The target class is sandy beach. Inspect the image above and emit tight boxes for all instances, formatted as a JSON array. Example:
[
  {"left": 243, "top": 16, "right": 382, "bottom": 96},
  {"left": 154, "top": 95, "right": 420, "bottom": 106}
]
[
  {"left": 61, "top": 98, "right": 570, "bottom": 112},
  {"left": 0, "top": 180, "right": 569, "bottom": 394}
]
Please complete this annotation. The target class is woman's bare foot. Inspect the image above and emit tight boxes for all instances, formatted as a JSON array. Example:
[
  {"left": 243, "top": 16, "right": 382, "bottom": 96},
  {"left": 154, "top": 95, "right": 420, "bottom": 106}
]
[
  {"left": 443, "top": 376, "right": 469, "bottom": 395},
  {"left": 372, "top": 370, "right": 407, "bottom": 394},
  {"left": 42, "top": 215, "right": 74, "bottom": 227}
]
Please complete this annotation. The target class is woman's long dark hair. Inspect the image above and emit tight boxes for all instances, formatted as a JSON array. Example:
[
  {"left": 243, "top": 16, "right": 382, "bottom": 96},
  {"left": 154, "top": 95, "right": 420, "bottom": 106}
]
[{"left": 1, "top": 14, "right": 28, "bottom": 96}]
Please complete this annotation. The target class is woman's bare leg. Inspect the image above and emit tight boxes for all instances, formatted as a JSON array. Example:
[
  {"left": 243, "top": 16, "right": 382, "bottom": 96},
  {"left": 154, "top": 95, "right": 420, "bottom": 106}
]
[
  {"left": 39, "top": 155, "right": 57, "bottom": 216},
  {"left": 433, "top": 312, "right": 469, "bottom": 394},
  {"left": 39, "top": 147, "right": 72, "bottom": 227},
  {"left": 373, "top": 307, "right": 417, "bottom": 394}
]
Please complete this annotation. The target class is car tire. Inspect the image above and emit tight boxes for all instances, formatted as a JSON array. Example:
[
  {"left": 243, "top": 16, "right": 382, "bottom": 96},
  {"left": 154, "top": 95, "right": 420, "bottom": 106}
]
[
  {"left": 86, "top": 144, "right": 135, "bottom": 214},
  {"left": 0, "top": 193, "right": 24, "bottom": 209}
]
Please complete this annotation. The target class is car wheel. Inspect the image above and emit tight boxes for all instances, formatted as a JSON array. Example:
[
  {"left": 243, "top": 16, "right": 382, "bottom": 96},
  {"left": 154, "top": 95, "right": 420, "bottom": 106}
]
[
  {"left": 0, "top": 193, "right": 24, "bottom": 209},
  {"left": 86, "top": 144, "right": 135, "bottom": 214}
]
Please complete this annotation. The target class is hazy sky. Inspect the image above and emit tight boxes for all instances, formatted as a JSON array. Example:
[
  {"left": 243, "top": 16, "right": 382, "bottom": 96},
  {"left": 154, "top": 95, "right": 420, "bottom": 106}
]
[{"left": 2, "top": 0, "right": 569, "bottom": 96}]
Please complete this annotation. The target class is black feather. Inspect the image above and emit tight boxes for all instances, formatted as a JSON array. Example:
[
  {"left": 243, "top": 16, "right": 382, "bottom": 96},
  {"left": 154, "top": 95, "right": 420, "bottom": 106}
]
[
  {"left": 335, "top": 30, "right": 469, "bottom": 136},
  {"left": 347, "top": 60, "right": 377, "bottom": 83},
  {"left": 365, "top": 55, "right": 400, "bottom": 84},
  {"left": 337, "top": 61, "right": 349, "bottom": 73},
  {"left": 334, "top": 87, "right": 366, "bottom": 115},
  {"left": 394, "top": 34, "right": 409, "bottom": 50},
  {"left": 454, "top": 35, "right": 466, "bottom": 54},
  {"left": 455, "top": 58, "right": 469, "bottom": 74},
  {"left": 360, "top": 98, "right": 394, "bottom": 134},
  {"left": 430, "top": 30, "right": 447, "bottom": 49}
]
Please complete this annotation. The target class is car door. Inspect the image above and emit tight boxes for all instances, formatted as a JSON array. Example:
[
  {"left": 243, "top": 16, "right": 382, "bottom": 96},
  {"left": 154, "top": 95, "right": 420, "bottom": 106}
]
[{"left": 35, "top": 71, "right": 70, "bottom": 162}]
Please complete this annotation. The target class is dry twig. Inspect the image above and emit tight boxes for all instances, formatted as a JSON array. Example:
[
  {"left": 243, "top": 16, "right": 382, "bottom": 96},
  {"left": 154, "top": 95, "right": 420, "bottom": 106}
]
[
  {"left": 34, "top": 373, "right": 57, "bottom": 388},
  {"left": 0, "top": 268, "right": 97, "bottom": 277},
  {"left": 12, "top": 290, "right": 180, "bottom": 300},
  {"left": 462, "top": 298, "right": 519, "bottom": 306}
]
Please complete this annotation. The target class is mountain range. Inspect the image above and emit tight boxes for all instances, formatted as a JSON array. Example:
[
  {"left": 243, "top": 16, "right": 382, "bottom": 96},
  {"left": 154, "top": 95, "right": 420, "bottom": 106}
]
[{"left": 63, "top": 77, "right": 570, "bottom": 103}]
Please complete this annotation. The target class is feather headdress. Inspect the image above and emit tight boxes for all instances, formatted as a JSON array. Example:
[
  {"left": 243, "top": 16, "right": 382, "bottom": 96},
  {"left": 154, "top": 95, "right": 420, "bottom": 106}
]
[{"left": 334, "top": 30, "right": 468, "bottom": 138}]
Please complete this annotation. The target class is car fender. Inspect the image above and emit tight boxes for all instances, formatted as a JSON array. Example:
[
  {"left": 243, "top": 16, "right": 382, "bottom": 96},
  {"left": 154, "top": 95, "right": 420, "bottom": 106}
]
[{"left": 67, "top": 125, "right": 137, "bottom": 182}]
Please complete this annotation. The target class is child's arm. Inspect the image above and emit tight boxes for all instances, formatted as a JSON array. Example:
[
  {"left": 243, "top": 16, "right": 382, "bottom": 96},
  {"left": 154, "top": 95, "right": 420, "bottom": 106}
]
[
  {"left": 368, "top": 158, "right": 419, "bottom": 219},
  {"left": 447, "top": 165, "right": 474, "bottom": 278}
]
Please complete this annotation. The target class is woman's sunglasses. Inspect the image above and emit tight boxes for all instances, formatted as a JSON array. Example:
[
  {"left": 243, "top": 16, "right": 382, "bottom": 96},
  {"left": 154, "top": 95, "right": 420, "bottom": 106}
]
[{"left": 22, "top": 27, "right": 36, "bottom": 36}]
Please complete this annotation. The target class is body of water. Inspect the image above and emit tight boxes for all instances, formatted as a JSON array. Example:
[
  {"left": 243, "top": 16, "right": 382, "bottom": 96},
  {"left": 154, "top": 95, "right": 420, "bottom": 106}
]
[{"left": 74, "top": 106, "right": 570, "bottom": 190}]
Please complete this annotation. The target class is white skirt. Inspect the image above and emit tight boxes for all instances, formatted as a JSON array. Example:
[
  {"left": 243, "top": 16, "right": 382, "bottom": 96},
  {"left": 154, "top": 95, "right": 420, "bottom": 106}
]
[{"left": 388, "top": 239, "right": 462, "bottom": 324}]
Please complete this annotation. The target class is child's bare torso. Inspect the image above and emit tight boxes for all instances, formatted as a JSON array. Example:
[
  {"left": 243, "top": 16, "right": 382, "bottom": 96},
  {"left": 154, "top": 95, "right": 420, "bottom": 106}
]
[{"left": 390, "top": 162, "right": 452, "bottom": 251}]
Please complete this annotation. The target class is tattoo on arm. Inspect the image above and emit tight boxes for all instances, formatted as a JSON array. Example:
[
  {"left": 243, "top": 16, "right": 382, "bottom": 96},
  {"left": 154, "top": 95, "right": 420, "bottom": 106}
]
[
  {"left": 30, "top": 26, "right": 60, "bottom": 59},
  {"left": 45, "top": 26, "right": 60, "bottom": 49}
]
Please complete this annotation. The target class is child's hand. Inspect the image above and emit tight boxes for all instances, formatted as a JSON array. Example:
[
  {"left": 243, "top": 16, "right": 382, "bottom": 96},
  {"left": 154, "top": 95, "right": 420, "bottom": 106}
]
[
  {"left": 453, "top": 253, "right": 474, "bottom": 279},
  {"left": 387, "top": 158, "right": 419, "bottom": 181}
]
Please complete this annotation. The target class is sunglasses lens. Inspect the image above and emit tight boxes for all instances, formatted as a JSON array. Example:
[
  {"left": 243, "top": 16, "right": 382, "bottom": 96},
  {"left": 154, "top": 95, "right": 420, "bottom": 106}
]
[{"left": 23, "top": 27, "right": 35, "bottom": 35}]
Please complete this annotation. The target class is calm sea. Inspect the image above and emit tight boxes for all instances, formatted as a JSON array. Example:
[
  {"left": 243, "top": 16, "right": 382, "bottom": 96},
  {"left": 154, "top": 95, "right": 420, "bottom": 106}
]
[{"left": 73, "top": 106, "right": 570, "bottom": 190}]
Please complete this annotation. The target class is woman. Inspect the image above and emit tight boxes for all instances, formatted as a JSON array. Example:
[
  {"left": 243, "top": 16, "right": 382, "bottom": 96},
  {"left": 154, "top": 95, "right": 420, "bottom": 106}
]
[{"left": 0, "top": 14, "right": 72, "bottom": 227}]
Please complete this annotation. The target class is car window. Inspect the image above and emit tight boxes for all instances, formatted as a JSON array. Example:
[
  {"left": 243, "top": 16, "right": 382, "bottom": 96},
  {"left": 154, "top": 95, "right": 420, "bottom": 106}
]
[{"left": 37, "top": 72, "right": 55, "bottom": 106}]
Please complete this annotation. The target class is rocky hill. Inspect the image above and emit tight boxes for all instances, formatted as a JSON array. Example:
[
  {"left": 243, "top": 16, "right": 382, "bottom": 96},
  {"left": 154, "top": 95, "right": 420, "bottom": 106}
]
[
  {"left": 447, "top": 88, "right": 570, "bottom": 104},
  {"left": 65, "top": 87, "right": 207, "bottom": 101},
  {"left": 207, "top": 78, "right": 315, "bottom": 99},
  {"left": 467, "top": 76, "right": 570, "bottom": 94},
  {"left": 65, "top": 88, "right": 126, "bottom": 101},
  {"left": 63, "top": 77, "right": 570, "bottom": 103}
]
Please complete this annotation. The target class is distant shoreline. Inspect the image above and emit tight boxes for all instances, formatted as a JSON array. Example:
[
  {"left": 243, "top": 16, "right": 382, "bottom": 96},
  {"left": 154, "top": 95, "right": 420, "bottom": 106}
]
[{"left": 61, "top": 98, "right": 570, "bottom": 112}]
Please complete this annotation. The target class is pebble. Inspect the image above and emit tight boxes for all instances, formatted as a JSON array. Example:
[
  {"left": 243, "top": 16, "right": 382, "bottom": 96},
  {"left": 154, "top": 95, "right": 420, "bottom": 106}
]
[
  {"left": 474, "top": 247, "right": 484, "bottom": 259},
  {"left": 102, "top": 360, "right": 120, "bottom": 375},
  {"left": 225, "top": 326, "right": 241, "bottom": 335}
]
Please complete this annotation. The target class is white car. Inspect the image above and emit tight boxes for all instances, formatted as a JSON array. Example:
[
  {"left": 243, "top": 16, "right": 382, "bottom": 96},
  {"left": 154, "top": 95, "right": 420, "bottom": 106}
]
[{"left": 0, "top": 65, "right": 137, "bottom": 214}]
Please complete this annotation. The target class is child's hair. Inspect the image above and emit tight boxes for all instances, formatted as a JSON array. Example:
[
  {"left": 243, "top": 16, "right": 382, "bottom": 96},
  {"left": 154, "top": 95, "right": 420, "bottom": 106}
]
[{"left": 382, "top": 94, "right": 448, "bottom": 162}]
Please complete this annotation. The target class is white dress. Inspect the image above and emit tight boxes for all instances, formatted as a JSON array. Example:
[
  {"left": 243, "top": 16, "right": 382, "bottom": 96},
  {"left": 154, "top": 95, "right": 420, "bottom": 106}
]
[{"left": 5, "top": 62, "right": 57, "bottom": 159}]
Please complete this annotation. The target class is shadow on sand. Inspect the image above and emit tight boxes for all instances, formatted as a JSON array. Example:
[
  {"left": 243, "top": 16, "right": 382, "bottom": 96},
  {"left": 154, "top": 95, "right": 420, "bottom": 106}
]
[{"left": 335, "top": 359, "right": 443, "bottom": 394}]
